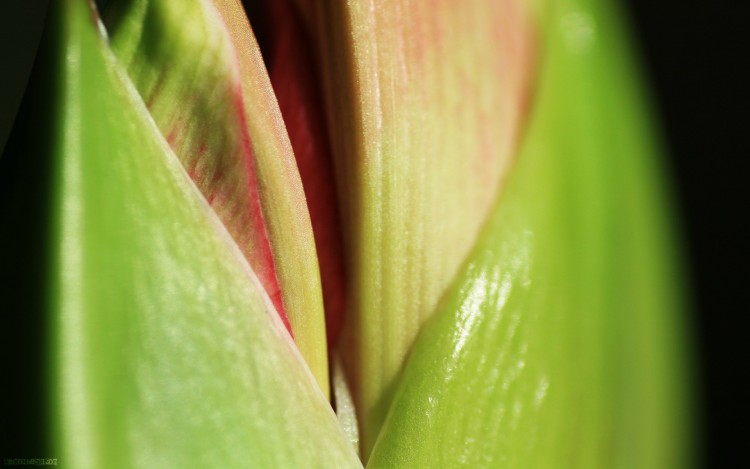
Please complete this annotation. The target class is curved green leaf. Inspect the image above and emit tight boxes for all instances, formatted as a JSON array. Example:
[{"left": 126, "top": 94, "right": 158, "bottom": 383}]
[
  {"left": 311, "top": 0, "right": 536, "bottom": 453},
  {"left": 367, "top": 0, "right": 692, "bottom": 467},
  {"left": 210, "top": 0, "right": 333, "bottom": 398},
  {"left": 264, "top": 0, "right": 348, "bottom": 347},
  {"left": 104, "top": 0, "right": 330, "bottom": 396},
  {"left": 2, "top": 0, "right": 360, "bottom": 466}
]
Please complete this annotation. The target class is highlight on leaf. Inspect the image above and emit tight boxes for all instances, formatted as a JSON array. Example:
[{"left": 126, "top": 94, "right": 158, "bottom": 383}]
[
  {"left": 307, "top": 0, "right": 536, "bottom": 454},
  {"left": 0, "top": 0, "right": 693, "bottom": 467}
]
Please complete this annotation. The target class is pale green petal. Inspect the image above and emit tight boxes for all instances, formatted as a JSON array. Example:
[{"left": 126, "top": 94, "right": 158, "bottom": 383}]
[
  {"left": 311, "top": 0, "right": 536, "bottom": 453},
  {"left": 368, "top": 0, "right": 691, "bottom": 467}
]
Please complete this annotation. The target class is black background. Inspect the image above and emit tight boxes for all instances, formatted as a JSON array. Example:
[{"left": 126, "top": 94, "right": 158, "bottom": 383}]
[{"left": 623, "top": 0, "right": 747, "bottom": 466}]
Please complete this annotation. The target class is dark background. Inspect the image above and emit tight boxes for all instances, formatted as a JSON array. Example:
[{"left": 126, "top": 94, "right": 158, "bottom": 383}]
[{"left": 623, "top": 0, "right": 747, "bottom": 466}]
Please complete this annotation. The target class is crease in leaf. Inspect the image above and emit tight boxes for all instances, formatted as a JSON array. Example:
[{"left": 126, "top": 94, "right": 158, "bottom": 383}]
[
  {"left": 367, "top": 0, "right": 691, "bottom": 467},
  {"left": 0, "top": 0, "right": 361, "bottom": 466},
  {"left": 103, "top": 0, "right": 330, "bottom": 396}
]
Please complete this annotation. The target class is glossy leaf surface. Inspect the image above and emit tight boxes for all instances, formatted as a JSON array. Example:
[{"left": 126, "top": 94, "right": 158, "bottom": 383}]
[
  {"left": 311, "top": 0, "right": 536, "bottom": 453},
  {"left": 6, "top": 0, "right": 359, "bottom": 466},
  {"left": 103, "top": 0, "right": 330, "bottom": 396},
  {"left": 368, "top": 0, "right": 691, "bottom": 467}
]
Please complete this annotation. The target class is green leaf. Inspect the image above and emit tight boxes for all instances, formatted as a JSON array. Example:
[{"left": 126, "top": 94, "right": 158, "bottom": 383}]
[
  {"left": 103, "top": 0, "right": 330, "bottom": 396},
  {"left": 1, "top": 0, "right": 359, "bottom": 466},
  {"left": 367, "top": 0, "right": 691, "bottom": 467},
  {"left": 310, "top": 0, "right": 536, "bottom": 453}
]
